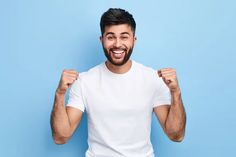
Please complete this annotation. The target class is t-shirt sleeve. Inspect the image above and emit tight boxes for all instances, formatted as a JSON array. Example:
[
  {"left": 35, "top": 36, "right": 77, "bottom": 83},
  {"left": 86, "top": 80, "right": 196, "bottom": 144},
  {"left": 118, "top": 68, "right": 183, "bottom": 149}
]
[
  {"left": 152, "top": 75, "right": 171, "bottom": 108},
  {"left": 66, "top": 78, "right": 85, "bottom": 112}
]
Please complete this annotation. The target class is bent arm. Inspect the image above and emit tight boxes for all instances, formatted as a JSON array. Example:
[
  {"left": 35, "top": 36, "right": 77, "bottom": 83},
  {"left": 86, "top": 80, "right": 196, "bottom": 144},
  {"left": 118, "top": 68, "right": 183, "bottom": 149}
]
[
  {"left": 154, "top": 90, "right": 186, "bottom": 142},
  {"left": 50, "top": 91, "right": 83, "bottom": 144}
]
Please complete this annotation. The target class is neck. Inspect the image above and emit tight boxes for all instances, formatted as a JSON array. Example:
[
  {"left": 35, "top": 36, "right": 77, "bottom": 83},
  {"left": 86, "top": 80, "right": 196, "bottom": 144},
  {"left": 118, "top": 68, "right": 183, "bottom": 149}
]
[{"left": 105, "top": 60, "right": 132, "bottom": 74}]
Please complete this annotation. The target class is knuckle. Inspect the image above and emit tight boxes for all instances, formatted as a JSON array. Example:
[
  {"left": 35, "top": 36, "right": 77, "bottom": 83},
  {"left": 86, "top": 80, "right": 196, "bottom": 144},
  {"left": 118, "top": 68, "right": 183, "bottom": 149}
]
[
  {"left": 70, "top": 69, "right": 76, "bottom": 73},
  {"left": 62, "top": 70, "right": 68, "bottom": 75}
]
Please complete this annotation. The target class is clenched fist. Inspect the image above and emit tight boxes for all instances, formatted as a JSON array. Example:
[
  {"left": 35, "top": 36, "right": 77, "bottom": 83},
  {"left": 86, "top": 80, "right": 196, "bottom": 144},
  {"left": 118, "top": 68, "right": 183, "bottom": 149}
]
[
  {"left": 158, "top": 68, "right": 180, "bottom": 93},
  {"left": 56, "top": 69, "right": 79, "bottom": 95}
]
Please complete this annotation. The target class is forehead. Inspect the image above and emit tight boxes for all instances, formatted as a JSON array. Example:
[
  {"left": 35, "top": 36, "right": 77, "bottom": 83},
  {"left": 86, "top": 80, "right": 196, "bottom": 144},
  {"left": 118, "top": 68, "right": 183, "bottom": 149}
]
[{"left": 104, "top": 24, "right": 133, "bottom": 35}]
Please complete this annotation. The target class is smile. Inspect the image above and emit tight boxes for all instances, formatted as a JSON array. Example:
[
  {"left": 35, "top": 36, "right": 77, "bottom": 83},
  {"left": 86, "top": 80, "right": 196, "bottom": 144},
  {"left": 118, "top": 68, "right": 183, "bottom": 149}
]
[
  {"left": 110, "top": 49, "right": 125, "bottom": 58},
  {"left": 112, "top": 50, "right": 124, "bottom": 54}
]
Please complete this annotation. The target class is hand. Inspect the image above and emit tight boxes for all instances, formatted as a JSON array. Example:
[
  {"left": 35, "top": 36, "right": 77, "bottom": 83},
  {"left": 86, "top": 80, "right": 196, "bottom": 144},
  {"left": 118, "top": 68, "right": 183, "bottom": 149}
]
[
  {"left": 158, "top": 68, "right": 180, "bottom": 93},
  {"left": 56, "top": 69, "right": 79, "bottom": 95}
]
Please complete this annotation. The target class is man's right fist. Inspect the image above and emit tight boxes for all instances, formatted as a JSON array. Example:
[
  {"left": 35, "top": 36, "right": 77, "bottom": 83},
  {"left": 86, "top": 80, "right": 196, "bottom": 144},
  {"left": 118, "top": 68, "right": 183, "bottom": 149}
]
[{"left": 56, "top": 69, "right": 79, "bottom": 95}]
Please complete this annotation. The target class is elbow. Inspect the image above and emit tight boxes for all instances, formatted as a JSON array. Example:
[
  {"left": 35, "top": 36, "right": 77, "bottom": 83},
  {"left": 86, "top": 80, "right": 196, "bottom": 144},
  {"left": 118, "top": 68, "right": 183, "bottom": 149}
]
[
  {"left": 54, "top": 138, "right": 68, "bottom": 145},
  {"left": 169, "top": 134, "right": 184, "bottom": 142},
  {"left": 52, "top": 134, "right": 71, "bottom": 145},
  {"left": 166, "top": 130, "right": 185, "bottom": 142}
]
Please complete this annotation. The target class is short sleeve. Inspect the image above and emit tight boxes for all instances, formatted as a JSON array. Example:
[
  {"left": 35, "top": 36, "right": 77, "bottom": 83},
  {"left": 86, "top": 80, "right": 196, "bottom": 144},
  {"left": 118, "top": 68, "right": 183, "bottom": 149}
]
[
  {"left": 152, "top": 76, "right": 171, "bottom": 108},
  {"left": 66, "top": 78, "right": 85, "bottom": 112}
]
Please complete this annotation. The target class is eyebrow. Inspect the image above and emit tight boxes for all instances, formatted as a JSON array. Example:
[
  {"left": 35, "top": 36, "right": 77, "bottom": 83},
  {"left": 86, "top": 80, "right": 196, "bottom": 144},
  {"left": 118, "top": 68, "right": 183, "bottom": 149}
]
[
  {"left": 105, "top": 32, "right": 131, "bottom": 36},
  {"left": 120, "top": 32, "right": 130, "bottom": 35},
  {"left": 105, "top": 32, "right": 115, "bottom": 36}
]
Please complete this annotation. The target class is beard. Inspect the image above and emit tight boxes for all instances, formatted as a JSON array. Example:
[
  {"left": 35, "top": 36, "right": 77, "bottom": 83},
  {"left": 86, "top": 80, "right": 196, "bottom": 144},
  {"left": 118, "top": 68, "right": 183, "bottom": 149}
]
[{"left": 102, "top": 45, "right": 134, "bottom": 66}]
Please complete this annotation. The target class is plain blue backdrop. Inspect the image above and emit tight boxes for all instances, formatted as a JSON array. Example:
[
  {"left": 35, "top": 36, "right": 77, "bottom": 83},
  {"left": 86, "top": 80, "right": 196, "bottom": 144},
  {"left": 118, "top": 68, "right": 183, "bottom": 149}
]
[{"left": 1, "top": 0, "right": 236, "bottom": 156}]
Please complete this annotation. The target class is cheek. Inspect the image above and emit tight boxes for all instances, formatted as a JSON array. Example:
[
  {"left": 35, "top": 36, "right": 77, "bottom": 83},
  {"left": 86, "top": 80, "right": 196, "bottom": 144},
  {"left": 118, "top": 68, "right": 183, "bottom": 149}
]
[
  {"left": 103, "top": 41, "right": 114, "bottom": 49},
  {"left": 125, "top": 41, "right": 134, "bottom": 48}
]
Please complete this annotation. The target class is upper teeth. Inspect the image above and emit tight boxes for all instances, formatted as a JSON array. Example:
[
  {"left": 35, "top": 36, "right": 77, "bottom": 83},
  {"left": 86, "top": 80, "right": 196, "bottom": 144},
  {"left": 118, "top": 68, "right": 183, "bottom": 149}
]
[{"left": 113, "top": 50, "right": 123, "bottom": 54}]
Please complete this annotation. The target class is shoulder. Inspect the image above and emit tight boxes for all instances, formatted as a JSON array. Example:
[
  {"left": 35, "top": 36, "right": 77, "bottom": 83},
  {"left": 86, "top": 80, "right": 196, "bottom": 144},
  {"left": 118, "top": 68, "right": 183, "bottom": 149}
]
[
  {"left": 78, "top": 63, "right": 104, "bottom": 82},
  {"left": 133, "top": 60, "right": 157, "bottom": 76},
  {"left": 133, "top": 60, "right": 164, "bottom": 85}
]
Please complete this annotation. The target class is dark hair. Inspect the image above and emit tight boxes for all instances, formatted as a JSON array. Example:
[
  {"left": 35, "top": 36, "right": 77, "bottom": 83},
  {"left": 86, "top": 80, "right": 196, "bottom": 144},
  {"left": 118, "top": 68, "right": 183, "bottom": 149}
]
[{"left": 100, "top": 8, "right": 136, "bottom": 36}]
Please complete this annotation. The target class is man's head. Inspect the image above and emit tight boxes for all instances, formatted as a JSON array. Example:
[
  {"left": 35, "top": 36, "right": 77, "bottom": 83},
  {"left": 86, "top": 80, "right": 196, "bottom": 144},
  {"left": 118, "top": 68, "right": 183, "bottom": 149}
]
[
  {"left": 100, "top": 8, "right": 136, "bottom": 36},
  {"left": 100, "top": 8, "right": 137, "bottom": 66}
]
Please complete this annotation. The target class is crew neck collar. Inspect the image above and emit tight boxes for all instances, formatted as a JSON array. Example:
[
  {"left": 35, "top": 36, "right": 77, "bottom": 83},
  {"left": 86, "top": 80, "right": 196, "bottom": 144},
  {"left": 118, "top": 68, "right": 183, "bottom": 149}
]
[{"left": 102, "top": 60, "right": 135, "bottom": 76}]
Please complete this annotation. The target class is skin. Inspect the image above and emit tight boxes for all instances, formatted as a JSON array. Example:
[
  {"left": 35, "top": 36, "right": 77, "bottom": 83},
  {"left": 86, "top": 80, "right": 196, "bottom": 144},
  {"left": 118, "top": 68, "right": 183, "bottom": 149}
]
[
  {"left": 50, "top": 24, "right": 186, "bottom": 144},
  {"left": 100, "top": 24, "right": 137, "bottom": 73},
  {"left": 155, "top": 68, "right": 186, "bottom": 142},
  {"left": 50, "top": 70, "right": 82, "bottom": 144}
]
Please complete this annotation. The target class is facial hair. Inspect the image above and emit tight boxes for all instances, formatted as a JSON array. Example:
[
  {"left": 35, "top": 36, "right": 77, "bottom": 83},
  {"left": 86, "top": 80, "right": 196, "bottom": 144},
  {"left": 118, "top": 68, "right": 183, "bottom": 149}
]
[{"left": 102, "top": 45, "right": 134, "bottom": 66}]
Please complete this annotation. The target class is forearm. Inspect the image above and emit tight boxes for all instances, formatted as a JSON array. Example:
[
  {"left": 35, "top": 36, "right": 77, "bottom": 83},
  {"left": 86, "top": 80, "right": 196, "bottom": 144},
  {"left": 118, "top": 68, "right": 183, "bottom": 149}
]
[
  {"left": 50, "top": 91, "right": 72, "bottom": 143},
  {"left": 165, "top": 90, "right": 186, "bottom": 141}
]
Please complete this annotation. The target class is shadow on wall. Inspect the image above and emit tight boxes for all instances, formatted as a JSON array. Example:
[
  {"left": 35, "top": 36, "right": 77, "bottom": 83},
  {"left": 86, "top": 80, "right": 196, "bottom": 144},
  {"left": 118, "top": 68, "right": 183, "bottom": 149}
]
[
  {"left": 45, "top": 34, "right": 104, "bottom": 155},
  {"left": 45, "top": 113, "right": 88, "bottom": 156},
  {"left": 66, "top": 113, "right": 88, "bottom": 154},
  {"left": 64, "top": 35, "right": 104, "bottom": 153}
]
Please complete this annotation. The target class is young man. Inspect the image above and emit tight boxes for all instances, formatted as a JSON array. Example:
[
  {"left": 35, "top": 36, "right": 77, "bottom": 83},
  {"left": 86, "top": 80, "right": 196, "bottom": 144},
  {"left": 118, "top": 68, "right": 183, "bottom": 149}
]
[{"left": 51, "top": 8, "right": 186, "bottom": 157}]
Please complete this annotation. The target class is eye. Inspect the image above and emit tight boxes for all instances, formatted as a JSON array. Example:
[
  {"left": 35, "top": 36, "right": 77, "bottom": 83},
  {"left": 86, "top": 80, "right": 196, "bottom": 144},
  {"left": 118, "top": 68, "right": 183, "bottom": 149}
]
[
  {"left": 107, "top": 36, "right": 114, "bottom": 41},
  {"left": 120, "top": 36, "right": 129, "bottom": 40}
]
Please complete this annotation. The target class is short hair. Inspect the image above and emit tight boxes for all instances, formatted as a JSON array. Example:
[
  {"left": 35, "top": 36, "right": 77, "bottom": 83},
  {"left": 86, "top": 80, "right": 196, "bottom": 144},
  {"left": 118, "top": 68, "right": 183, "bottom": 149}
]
[{"left": 100, "top": 8, "right": 136, "bottom": 36}]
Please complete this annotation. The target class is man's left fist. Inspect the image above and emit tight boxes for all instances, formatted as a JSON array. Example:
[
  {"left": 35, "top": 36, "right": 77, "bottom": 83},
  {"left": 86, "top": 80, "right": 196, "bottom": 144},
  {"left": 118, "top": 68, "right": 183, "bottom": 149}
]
[{"left": 158, "top": 68, "right": 180, "bottom": 93}]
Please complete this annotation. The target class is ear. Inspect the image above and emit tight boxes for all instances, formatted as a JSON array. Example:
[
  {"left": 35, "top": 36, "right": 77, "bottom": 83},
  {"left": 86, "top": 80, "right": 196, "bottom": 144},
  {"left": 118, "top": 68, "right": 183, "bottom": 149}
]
[
  {"left": 99, "top": 36, "right": 102, "bottom": 43},
  {"left": 134, "top": 36, "right": 137, "bottom": 44}
]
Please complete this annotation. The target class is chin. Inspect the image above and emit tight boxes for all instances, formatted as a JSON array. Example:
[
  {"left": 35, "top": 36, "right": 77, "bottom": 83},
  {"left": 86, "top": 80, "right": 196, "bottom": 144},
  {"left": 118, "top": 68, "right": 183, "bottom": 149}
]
[
  {"left": 103, "top": 46, "right": 133, "bottom": 66},
  {"left": 110, "top": 58, "right": 129, "bottom": 66}
]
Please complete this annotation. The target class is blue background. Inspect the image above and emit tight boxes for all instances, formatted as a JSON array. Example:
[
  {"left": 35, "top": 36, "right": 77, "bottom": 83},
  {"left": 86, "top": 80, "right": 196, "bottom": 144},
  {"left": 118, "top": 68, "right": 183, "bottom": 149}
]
[{"left": 1, "top": 0, "right": 236, "bottom": 156}]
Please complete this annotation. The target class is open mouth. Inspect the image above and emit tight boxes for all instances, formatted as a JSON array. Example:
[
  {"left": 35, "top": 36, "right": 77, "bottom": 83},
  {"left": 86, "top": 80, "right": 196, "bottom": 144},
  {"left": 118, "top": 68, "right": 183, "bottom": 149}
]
[
  {"left": 110, "top": 49, "right": 126, "bottom": 59},
  {"left": 112, "top": 50, "right": 124, "bottom": 54}
]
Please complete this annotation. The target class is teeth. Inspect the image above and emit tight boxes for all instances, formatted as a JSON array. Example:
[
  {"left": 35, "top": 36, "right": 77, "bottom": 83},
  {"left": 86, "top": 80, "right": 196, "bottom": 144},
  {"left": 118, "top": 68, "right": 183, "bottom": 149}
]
[{"left": 113, "top": 50, "right": 124, "bottom": 54}]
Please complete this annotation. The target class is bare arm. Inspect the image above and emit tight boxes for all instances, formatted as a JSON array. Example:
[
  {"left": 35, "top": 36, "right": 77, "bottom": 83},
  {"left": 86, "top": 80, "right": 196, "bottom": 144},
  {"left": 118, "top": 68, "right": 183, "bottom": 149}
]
[
  {"left": 154, "top": 68, "right": 186, "bottom": 142},
  {"left": 50, "top": 70, "right": 83, "bottom": 144}
]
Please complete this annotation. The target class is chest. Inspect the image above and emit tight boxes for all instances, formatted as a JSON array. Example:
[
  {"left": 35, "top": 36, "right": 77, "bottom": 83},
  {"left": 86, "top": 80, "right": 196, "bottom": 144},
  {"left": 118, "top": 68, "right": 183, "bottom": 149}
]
[{"left": 83, "top": 76, "right": 155, "bottom": 118}]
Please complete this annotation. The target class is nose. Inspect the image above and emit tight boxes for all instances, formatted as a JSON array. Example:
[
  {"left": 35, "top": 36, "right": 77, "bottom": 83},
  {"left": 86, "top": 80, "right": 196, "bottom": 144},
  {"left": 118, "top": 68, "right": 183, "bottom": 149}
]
[{"left": 114, "top": 38, "right": 121, "bottom": 47}]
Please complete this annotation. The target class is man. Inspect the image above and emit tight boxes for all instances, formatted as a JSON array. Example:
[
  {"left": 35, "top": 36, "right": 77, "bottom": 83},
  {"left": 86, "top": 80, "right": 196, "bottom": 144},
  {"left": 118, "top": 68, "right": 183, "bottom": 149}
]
[{"left": 51, "top": 8, "right": 186, "bottom": 157}]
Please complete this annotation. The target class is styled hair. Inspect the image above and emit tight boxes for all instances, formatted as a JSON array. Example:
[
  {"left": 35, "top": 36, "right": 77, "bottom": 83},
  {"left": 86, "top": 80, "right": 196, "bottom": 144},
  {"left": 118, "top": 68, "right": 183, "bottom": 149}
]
[{"left": 100, "top": 8, "right": 136, "bottom": 36}]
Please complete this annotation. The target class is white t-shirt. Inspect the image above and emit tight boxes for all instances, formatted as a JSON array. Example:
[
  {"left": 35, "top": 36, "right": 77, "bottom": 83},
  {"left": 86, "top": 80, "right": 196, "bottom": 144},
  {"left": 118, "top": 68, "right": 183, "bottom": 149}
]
[{"left": 67, "top": 60, "right": 171, "bottom": 157}]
